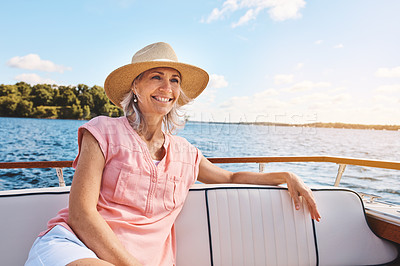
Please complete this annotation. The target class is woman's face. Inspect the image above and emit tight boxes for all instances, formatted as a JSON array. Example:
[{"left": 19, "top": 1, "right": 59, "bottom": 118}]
[{"left": 133, "top": 67, "right": 181, "bottom": 117}]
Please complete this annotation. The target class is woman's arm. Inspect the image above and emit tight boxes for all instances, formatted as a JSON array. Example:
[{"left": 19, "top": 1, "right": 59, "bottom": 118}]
[
  {"left": 68, "top": 130, "right": 142, "bottom": 266},
  {"left": 197, "top": 155, "right": 321, "bottom": 221}
]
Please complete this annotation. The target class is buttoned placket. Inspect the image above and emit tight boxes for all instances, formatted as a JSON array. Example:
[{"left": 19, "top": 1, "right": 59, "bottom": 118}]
[
  {"left": 141, "top": 137, "right": 168, "bottom": 215},
  {"left": 123, "top": 117, "right": 168, "bottom": 215},
  {"left": 139, "top": 141, "right": 156, "bottom": 215}
]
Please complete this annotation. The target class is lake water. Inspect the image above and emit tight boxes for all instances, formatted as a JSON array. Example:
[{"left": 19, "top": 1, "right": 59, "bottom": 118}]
[{"left": 0, "top": 117, "right": 399, "bottom": 205}]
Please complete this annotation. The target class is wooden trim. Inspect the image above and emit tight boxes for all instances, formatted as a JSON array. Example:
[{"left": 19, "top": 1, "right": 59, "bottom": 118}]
[
  {"left": 366, "top": 214, "right": 400, "bottom": 244},
  {"left": 0, "top": 161, "right": 73, "bottom": 169},
  {"left": 207, "top": 156, "right": 400, "bottom": 170},
  {"left": 0, "top": 156, "right": 399, "bottom": 170}
]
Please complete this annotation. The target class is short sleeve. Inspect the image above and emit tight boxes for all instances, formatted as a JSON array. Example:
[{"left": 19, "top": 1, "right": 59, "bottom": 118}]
[{"left": 72, "top": 117, "right": 109, "bottom": 168}]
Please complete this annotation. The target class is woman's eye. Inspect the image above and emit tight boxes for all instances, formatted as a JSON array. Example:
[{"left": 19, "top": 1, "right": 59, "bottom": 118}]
[
  {"left": 171, "top": 78, "right": 180, "bottom": 83},
  {"left": 151, "top": 75, "right": 161, "bottom": 80}
]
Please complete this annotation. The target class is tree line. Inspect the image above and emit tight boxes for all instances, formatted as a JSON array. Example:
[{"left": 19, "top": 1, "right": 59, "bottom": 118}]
[{"left": 0, "top": 82, "right": 123, "bottom": 119}]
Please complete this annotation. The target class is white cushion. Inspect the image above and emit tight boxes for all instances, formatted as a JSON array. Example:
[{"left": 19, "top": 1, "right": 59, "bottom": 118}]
[{"left": 0, "top": 184, "right": 398, "bottom": 266}]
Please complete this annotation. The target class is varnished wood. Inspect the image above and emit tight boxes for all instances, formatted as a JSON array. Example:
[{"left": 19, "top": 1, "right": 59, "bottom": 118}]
[
  {"left": 208, "top": 156, "right": 400, "bottom": 170},
  {"left": 366, "top": 214, "right": 400, "bottom": 244},
  {"left": 1, "top": 156, "right": 399, "bottom": 170},
  {"left": 0, "top": 161, "right": 73, "bottom": 169}
]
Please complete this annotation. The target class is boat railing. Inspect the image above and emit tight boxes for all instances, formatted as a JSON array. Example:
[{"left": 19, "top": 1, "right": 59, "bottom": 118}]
[
  {"left": 209, "top": 156, "right": 400, "bottom": 188},
  {"left": 0, "top": 156, "right": 399, "bottom": 188}
]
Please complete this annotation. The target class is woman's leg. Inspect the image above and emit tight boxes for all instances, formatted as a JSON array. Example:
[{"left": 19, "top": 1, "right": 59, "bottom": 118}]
[
  {"left": 67, "top": 258, "right": 114, "bottom": 266},
  {"left": 25, "top": 225, "right": 99, "bottom": 266}
]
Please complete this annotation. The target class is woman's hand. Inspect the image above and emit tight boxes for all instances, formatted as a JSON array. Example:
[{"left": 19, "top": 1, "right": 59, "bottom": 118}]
[
  {"left": 198, "top": 156, "right": 321, "bottom": 221},
  {"left": 285, "top": 172, "right": 321, "bottom": 222}
]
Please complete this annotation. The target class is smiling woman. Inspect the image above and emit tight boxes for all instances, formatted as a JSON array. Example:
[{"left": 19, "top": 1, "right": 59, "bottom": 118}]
[
  {"left": 24, "top": 42, "right": 320, "bottom": 266},
  {"left": 121, "top": 67, "right": 190, "bottom": 134}
]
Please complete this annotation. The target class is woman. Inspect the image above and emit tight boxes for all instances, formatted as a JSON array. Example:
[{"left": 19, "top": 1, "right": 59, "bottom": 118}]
[{"left": 25, "top": 42, "right": 320, "bottom": 266}]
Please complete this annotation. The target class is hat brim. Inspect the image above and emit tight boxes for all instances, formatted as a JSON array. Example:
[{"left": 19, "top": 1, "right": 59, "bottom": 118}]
[{"left": 104, "top": 61, "right": 209, "bottom": 108}]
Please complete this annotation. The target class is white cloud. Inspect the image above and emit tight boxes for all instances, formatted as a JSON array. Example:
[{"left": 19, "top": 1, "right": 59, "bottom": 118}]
[
  {"left": 334, "top": 44, "right": 344, "bottom": 49},
  {"left": 375, "top": 84, "right": 400, "bottom": 93},
  {"left": 219, "top": 93, "right": 287, "bottom": 112},
  {"left": 214, "top": 87, "right": 352, "bottom": 123},
  {"left": 267, "top": 0, "right": 306, "bottom": 21},
  {"left": 315, "top": 40, "right": 323, "bottom": 45},
  {"left": 331, "top": 93, "right": 351, "bottom": 103},
  {"left": 14, "top": 73, "right": 57, "bottom": 85},
  {"left": 375, "top": 66, "right": 400, "bottom": 78},
  {"left": 232, "top": 8, "right": 260, "bottom": 28},
  {"left": 295, "top": 62, "right": 304, "bottom": 69},
  {"left": 285, "top": 80, "right": 331, "bottom": 92},
  {"left": 290, "top": 92, "right": 351, "bottom": 108},
  {"left": 208, "top": 74, "right": 229, "bottom": 89},
  {"left": 204, "top": 0, "right": 306, "bottom": 27},
  {"left": 254, "top": 88, "right": 279, "bottom": 97},
  {"left": 372, "top": 94, "right": 399, "bottom": 105},
  {"left": 197, "top": 88, "right": 218, "bottom": 103},
  {"left": 185, "top": 79, "right": 400, "bottom": 124},
  {"left": 204, "top": 0, "right": 239, "bottom": 23},
  {"left": 274, "top": 74, "right": 294, "bottom": 85},
  {"left": 7, "top": 54, "right": 72, "bottom": 73}
]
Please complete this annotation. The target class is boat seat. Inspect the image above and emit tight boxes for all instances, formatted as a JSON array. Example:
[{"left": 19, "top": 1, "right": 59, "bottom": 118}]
[
  {"left": 175, "top": 184, "right": 398, "bottom": 266},
  {"left": 0, "top": 184, "right": 398, "bottom": 265}
]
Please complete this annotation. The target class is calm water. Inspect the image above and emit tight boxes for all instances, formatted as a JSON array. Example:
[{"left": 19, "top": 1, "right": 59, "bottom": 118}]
[{"left": 0, "top": 117, "right": 399, "bottom": 204}]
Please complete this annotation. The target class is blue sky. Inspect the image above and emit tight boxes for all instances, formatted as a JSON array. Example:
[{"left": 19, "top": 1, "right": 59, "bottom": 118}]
[{"left": 1, "top": 0, "right": 399, "bottom": 125}]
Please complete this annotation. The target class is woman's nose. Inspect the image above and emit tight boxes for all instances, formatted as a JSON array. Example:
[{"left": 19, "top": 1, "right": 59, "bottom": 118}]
[{"left": 159, "top": 79, "right": 172, "bottom": 92}]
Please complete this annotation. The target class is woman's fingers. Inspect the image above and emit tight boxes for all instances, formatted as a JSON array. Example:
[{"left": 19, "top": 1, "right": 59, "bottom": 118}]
[
  {"left": 302, "top": 190, "right": 321, "bottom": 222},
  {"left": 308, "top": 196, "right": 321, "bottom": 221},
  {"left": 305, "top": 198, "right": 321, "bottom": 221},
  {"left": 302, "top": 188, "right": 321, "bottom": 221},
  {"left": 286, "top": 172, "right": 321, "bottom": 222},
  {"left": 288, "top": 187, "right": 301, "bottom": 210}
]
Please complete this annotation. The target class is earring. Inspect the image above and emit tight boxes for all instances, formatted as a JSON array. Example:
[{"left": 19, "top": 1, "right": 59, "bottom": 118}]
[{"left": 133, "top": 94, "right": 138, "bottom": 103}]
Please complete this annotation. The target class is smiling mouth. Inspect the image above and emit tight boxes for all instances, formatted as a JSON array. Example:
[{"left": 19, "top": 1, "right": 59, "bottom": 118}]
[{"left": 152, "top": 96, "right": 173, "bottom": 102}]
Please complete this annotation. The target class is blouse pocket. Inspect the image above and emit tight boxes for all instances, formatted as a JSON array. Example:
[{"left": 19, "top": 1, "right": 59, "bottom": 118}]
[
  {"left": 163, "top": 174, "right": 183, "bottom": 211},
  {"left": 112, "top": 164, "right": 147, "bottom": 210}
]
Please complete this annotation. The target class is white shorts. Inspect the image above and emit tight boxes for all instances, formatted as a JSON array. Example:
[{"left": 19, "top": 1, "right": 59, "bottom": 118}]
[{"left": 25, "top": 225, "right": 98, "bottom": 266}]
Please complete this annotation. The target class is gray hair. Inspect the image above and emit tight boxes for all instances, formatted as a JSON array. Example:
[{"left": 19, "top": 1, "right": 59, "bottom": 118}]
[{"left": 120, "top": 73, "right": 191, "bottom": 134}]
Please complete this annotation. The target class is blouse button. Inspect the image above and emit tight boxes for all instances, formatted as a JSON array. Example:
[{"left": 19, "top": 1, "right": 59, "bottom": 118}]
[{"left": 152, "top": 178, "right": 157, "bottom": 183}]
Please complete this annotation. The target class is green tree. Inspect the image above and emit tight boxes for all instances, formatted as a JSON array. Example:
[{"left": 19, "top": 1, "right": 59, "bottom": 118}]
[
  {"left": 31, "top": 84, "right": 54, "bottom": 106},
  {"left": 0, "top": 95, "right": 20, "bottom": 116},
  {"left": 0, "top": 82, "right": 123, "bottom": 119},
  {"left": 76, "top": 84, "right": 89, "bottom": 94},
  {"left": 109, "top": 105, "right": 123, "bottom": 117},
  {"left": 0, "top": 84, "right": 20, "bottom": 97},
  {"left": 58, "top": 105, "right": 82, "bottom": 119},
  {"left": 71, "top": 104, "right": 83, "bottom": 118},
  {"left": 82, "top": 105, "right": 91, "bottom": 119},
  {"left": 91, "top": 85, "right": 111, "bottom": 115},
  {"left": 78, "top": 91, "right": 94, "bottom": 109},
  {"left": 16, "top": 82, "right": 32, "bottom": 97},
  {"left": 33, "top": 106, "right": 58, "bottom": 118},
  {"left": 54, "top": 86, "right": 80, "bottom": 107},
  {"left": 15, "top": 99, "right": 33, "bottom": 117}
]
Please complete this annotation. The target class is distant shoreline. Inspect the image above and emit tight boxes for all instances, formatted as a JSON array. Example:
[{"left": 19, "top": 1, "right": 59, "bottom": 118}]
[
  {"left": 1, "top": 116, "right": 399, "bottom": 131},
  {"left": 188, "top": 120, "right": 400, "bottom": 131}
]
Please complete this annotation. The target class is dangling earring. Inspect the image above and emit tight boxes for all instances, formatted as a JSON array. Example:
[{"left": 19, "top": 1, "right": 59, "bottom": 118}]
[{"left": 133, "top": 94, "right": 138, "bottom": 103}]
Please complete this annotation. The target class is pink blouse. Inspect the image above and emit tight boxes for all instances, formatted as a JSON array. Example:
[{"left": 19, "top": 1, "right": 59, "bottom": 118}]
[{"left": 45, "top": 116, "right": 202, "bottom": 266}]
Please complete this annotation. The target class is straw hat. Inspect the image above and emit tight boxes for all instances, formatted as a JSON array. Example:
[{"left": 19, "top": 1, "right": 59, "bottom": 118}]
[{"left": 104, "top": 42, "right": 209, "bottom": 108}]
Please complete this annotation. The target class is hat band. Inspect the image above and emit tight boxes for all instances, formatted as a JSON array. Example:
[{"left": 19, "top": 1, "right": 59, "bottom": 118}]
[{"left": 150, "top": 59, "right": 177, "bottom": 62}]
